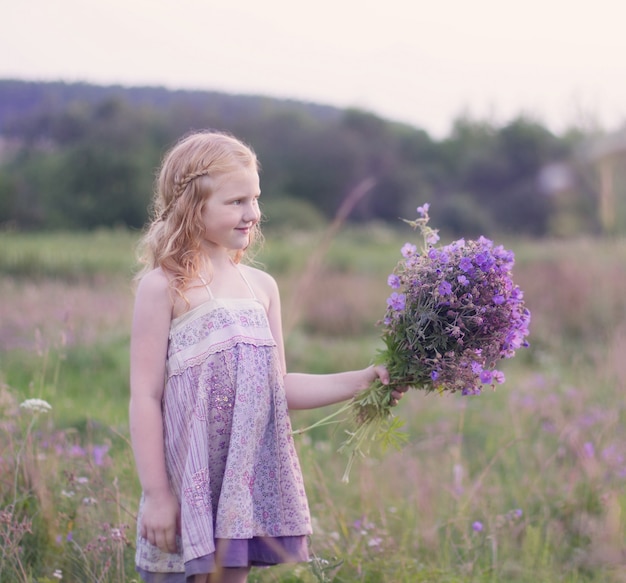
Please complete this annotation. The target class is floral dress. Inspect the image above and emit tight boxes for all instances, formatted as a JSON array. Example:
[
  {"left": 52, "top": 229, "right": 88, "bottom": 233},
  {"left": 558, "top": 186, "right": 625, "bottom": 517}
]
[{"left": 135, "top": 271, "right": 311, "bottom": 582}]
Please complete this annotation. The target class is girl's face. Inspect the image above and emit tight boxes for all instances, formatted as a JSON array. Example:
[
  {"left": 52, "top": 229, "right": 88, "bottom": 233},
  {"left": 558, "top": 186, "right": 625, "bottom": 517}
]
[{"left": 200, "top": 166, "right": 261, "bottom": 252}]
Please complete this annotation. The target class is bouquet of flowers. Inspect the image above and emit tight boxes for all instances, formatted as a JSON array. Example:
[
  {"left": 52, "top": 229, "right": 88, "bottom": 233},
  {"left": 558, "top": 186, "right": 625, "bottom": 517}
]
[{"left": 300, "top": 203, "right": 531, "bottom": 482}]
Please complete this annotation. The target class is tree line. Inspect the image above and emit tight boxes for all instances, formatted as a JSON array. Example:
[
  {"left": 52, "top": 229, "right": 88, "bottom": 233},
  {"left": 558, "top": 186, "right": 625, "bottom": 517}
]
[{"left": 0, "top": 80, "right": 605, "bottom": 237}]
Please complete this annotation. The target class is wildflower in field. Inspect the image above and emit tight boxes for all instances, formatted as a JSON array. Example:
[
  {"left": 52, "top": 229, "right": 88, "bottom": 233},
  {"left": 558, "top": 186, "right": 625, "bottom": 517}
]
[
  {"left": 19, "top": 398, "right": 52, "bottom": 414},
  {"left": 335, "top": 204, "right": 531, "bottom": 480},
  {"left": 472, "top": 521, "right": 484, "bottom": 533},
  {"left": 52, "top": 569, "right": 63, "bottom": 580},
  {"left": 582, "top": 442, "right": 595, "bottom": 458},
  {"left": 91, "top": 444, "right": 109, "bottom": 466},
  {"left": 56, "top": 531, "right": 73, "bottom": 544}
]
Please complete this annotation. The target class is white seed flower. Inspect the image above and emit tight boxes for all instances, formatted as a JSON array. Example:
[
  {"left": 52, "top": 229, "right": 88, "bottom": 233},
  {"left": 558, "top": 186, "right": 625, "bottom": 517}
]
[
  {"left": 19, "top": 398, "right": 52, "bottom": 414},
  {"left": 110, "top": 527, "right": 123, "bottom": 540},
  {"left": 53, "top": 569, "right": 63, "bottom": 580}
]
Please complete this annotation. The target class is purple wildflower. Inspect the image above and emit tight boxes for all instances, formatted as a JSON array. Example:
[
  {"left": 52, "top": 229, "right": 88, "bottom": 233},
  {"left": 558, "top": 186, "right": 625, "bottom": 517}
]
[
  {"left": 449, "top": 238, "right": 465, "bottom": 250},
  {"left": 492, "top": 370, "right": 506, "bottom": 384},
  {"left": 457, "top": 274, "right": 469, "bottom": 286},
  {"left": 475, "top": 251, "right": 495, "bottom": 271},
  {"left": 431, "top": 370, "right": 439, "bottom": 381},
  {"left": 582, "top": 442, "right": 595, "bottom": 458},
  {"left": 69, "top": 445, "right": 87, "bottom": 457},
  {"left": 472, "top": 521, "right": 484, "bottom": 532},
  {"left": 401, "top": 243, "right": 417, "bottom": 258},
  {"left": 479, "top": 369, "right": 493, "bottom": 384},
  {"left": 92, "top": 445, "right": 109, "bottom": 466},
  {"left": 417, "top": 203, "right": 430, "bottom": 217},
  {"left": 387, "top": 274, "right": 401, "bottom": 289},
  {"left": 386, "top": 292, "right": 406, "bottom": 312},
  {"left": 438, "top": 281, "right": 452, "bottom": 296},
  {"left": 459, "top": 257, "right": 473, "bottom": 272},
  {"left": 426, "top": 231, "right": 440, "bottom": 245}
]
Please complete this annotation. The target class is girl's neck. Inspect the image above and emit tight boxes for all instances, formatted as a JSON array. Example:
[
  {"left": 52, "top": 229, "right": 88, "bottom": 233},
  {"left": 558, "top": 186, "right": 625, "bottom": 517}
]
[
  {"left": 198, "top": 249, "right": 238, "bottom": 279},
  {"left": 194, "top": 251, "right": 251, "bottom": 301},
  {"left": 201, "top": 244, "right": 230, "bottom": 263}
]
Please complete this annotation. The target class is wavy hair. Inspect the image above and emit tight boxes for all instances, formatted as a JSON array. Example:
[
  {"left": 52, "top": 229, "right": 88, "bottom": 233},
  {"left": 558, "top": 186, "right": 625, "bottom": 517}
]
[{"left": 135, "top": 130, "right": 262, "bottom": 297}]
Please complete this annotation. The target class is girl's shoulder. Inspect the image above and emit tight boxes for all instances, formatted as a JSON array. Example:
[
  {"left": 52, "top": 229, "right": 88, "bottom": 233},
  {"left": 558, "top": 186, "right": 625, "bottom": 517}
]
[
  {"left": 238, "top": 264, "right": 279, "bottom": 305},
  {"left": 135, "top": 267, "right": 172, "bottom": 301},
  {"left": 137, "top": 267, "right": 170, "bottom": 289},
  {"left": 133, "top": 268, "right": 175, "bottom": 321}
]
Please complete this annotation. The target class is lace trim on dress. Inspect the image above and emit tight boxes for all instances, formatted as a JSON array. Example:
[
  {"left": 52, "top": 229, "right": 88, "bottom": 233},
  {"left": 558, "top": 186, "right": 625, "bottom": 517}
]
[
  {"left": 169, "top": 336, "right": 277, "bottom": 376},
  {"left": 167, "top": 301, "right": 276, "bottom": 377}
]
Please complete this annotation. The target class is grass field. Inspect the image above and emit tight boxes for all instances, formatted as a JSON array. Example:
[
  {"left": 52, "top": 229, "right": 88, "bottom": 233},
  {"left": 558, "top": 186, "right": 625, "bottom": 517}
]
[{"left": 1, "top": 225, "right": 625, "bottom": 582}]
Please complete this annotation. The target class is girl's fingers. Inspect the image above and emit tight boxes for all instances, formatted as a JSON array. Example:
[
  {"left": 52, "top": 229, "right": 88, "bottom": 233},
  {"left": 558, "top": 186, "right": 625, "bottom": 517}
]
[
  {"left": 372, "top": 364, "right": 390, "bottom": 385},
  {"left": 389, "top": 386, "right": 411, "bottom": 406}
]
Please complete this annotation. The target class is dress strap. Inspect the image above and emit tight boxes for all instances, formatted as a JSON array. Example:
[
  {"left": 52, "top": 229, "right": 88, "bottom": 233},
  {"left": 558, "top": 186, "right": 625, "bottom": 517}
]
[
  {"left": 235, "top": 264, "right": 258, "bottom": 300},
  {"left": 198, "top": 275, "right": 214, "bottom": 299}
]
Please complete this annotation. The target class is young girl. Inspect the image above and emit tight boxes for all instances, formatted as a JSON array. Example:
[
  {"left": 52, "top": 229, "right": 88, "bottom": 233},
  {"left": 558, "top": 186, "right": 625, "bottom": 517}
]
[{"left": 129, "top": 130, "right": 405, "bottom": 583}]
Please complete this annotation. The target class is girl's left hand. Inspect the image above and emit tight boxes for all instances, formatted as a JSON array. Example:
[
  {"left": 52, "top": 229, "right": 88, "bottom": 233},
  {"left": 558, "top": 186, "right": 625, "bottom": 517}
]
[{"left": 371, "top": 365, "right": 409, "bottom": 407}]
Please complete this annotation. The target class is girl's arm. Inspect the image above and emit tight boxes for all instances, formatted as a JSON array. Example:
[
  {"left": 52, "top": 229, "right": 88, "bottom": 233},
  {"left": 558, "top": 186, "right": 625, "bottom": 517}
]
[
  {"left": 260, "top": 269, "right": 403, "bottom": 410},
  {"left": 284, "top": 365, "right": 393, "bottom": 410},
  {"left": 129, "top": 269, "right": 179, "bottom": 553}
]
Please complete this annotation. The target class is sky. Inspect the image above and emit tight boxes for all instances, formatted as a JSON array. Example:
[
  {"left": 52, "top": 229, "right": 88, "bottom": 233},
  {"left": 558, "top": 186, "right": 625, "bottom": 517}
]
[{"left": 2, "top": 0, "right": 625, "bottom": 138}]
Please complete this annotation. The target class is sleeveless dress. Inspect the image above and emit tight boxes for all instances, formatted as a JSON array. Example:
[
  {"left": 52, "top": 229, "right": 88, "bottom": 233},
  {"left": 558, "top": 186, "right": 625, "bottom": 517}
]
[{"left": 135, "top": 269, "right": 312, "bottom": 582}]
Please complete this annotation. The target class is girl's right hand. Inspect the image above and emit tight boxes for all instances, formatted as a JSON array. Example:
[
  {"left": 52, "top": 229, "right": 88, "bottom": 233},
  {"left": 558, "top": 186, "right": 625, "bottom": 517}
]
[{"left": 140, "top": 490, "right": 181, "bottom": 554}]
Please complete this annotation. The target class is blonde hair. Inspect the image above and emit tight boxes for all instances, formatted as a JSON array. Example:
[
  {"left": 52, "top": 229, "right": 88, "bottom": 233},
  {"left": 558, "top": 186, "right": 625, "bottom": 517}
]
[{"left": 136, "top": 130, "right": 262, "bottom": 295}]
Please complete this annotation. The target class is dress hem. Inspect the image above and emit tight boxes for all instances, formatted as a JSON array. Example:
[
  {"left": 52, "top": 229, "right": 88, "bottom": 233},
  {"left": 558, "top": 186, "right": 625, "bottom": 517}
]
[{"left": 137, "top": 535, "right": 309, "bottom": 583}]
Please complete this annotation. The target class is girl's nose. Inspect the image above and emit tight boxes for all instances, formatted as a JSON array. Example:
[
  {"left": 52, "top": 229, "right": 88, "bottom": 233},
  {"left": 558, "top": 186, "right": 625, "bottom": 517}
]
[{"left": 244, "top": 202, "right": 261, "bottom": 223}]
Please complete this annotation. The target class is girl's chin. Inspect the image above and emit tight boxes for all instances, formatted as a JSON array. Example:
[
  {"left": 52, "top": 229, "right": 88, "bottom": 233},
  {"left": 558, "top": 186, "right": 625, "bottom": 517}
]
[{"left": 230, "top": 232, "right": 251, "bottom": 248}]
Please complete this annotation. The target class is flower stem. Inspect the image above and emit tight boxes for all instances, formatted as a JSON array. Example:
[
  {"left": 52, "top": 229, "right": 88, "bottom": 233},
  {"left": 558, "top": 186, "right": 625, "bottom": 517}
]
[{"left": 291, "top": 401, "right": 353, "bottom": 436}]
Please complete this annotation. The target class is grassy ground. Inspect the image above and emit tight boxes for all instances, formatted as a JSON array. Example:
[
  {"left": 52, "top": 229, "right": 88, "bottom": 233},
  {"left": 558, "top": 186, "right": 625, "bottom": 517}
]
[{"left": 1, "top": 225, "right": 625, "bottom": 582}]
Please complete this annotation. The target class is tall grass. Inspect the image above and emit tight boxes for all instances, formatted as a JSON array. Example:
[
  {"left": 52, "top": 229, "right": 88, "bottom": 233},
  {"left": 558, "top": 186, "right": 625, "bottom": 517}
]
[
  {"left": 0, "top": 229, "right": 138, "bottom": 280},
  {"left": 1, "top": 227, "right": 625, "bottom": 582}
]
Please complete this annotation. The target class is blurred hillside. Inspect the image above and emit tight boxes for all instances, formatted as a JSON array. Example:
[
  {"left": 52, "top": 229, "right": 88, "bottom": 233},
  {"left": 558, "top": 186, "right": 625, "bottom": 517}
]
[{"left": 1, "top": 79, "right": 623, "bottom": 236}]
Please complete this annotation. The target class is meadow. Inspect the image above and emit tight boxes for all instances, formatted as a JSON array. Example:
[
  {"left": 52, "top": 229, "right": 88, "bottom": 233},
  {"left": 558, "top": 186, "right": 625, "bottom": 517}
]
[{"left": 1, "top": 225, "right": 625, "bottom": 582}]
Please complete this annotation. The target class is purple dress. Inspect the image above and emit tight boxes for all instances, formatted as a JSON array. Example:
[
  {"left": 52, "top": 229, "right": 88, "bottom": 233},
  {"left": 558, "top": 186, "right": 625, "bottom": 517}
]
[{"left": 135, "top": 272, "right": 311, "bottom": 582}]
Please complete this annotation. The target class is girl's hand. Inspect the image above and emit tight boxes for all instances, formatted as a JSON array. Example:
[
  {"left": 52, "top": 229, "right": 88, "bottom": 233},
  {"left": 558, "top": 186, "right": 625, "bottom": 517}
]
[
  {"left": 371, "top": 364, "right": 410, "bottom": 406},
  {"left": 140, "top": 490, "right": 180, "bottom": 554}
]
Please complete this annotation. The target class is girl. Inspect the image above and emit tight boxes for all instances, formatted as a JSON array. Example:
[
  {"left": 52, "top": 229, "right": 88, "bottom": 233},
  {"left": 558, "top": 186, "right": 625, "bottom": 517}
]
[{"left": 129, "top": 130, "right": 405, "bottom": 583}]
